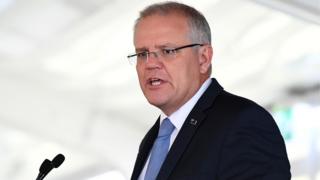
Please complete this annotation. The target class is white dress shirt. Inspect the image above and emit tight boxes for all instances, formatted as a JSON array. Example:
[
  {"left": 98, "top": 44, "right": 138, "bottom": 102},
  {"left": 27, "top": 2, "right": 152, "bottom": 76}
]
[{"left": 138, "top": 78, "right": 212, "bottom": 180}]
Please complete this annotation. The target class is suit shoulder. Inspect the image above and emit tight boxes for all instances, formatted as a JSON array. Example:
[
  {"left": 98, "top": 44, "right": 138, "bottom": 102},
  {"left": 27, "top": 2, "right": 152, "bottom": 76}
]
[
  {"left": 217, "top": 90, "right": 263, "bottom": 109},
  {"left": 214, "top": 90, "right": 272, "bottom": 118},
  {"left": 208, "top": 90, "right": 279, "bottom": 132}
]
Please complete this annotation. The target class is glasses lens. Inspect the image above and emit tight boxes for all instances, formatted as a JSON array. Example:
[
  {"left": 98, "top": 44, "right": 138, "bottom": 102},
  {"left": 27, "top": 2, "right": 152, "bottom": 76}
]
[{"left": 161, "top": 49, "right": 177, "bottom": 59}]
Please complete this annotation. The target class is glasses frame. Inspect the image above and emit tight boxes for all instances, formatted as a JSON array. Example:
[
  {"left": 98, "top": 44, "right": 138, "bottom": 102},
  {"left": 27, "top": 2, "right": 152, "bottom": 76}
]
[{"left": 127, "top": 43, "right": 204, "bottom": 65}]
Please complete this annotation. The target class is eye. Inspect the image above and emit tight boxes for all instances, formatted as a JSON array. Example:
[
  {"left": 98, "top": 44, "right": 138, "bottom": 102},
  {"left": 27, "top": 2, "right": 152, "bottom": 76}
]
[
  {"left": 136, "top": 52, "right": 149, "bottom": 59},
  {"left": 162, "top": 48, "right": 176, "bottom": 55}
]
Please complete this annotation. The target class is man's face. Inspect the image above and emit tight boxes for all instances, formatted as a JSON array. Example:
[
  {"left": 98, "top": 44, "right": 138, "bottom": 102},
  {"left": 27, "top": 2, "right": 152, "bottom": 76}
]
[{"left": 134, "top": 14, "right": 210, "bottom": 115}]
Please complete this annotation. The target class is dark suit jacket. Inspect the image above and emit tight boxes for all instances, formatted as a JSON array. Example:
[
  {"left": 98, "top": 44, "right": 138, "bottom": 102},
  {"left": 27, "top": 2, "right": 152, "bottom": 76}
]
[{"left": 131, "top": 78, "right": 291, "bottom": 180}]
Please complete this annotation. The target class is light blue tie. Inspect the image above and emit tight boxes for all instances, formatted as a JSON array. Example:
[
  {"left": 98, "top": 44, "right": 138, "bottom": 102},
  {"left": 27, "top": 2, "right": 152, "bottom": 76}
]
[{"left": 144, "top": 118, "right": 175, "bottom": 180}]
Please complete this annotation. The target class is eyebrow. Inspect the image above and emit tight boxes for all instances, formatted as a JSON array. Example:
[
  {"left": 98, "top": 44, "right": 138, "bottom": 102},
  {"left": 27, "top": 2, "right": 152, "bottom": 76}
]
[
  {"left": 135, "top": 43, "right": 177, "bottom": 52},
  {"left": 135, "top": 47, "right": 148, "bottom": 52},
  {"left": 155, "top": 44, "right": 175, "bottom": 49}
]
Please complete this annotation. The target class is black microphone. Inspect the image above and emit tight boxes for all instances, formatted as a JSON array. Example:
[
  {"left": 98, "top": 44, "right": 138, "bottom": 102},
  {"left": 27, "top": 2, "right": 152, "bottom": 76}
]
[
  {"left": 36, "top": 154, "right": 65, "bottom": 180},
  {"left": 36, "top": 159, "right": 53, "bottom": 180},
  {"left": 52, "top": 154, "right": 65, "bottom": 168}
]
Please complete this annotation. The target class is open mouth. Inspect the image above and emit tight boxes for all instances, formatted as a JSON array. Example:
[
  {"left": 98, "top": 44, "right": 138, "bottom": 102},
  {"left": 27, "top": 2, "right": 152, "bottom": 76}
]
[{"left": 149, "top": 78, "right": 163, "bottom": 86}]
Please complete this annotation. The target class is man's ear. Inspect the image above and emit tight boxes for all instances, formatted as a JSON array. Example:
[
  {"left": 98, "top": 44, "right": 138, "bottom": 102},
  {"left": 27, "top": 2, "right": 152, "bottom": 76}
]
[{"left": 198, "top": 45, "right": 213, "bottom": 74}]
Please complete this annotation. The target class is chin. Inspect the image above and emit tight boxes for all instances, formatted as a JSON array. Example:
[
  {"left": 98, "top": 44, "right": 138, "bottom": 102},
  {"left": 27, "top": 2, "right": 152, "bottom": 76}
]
[
  {"left": 147, "top": 97, "right": 166, "bottom": 108},
  {"left": 147, "top": 99, "right": 164, "bottom": 107}
]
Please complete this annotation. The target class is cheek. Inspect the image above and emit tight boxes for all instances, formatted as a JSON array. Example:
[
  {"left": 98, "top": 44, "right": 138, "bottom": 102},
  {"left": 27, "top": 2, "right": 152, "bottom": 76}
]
[
  {"left": 175, "top": 57, "right": 200, "bottom": 77},
  {"left": 165, "top": 62, "right": 190, "bottom": 88},
  {"left": 136, "top": 65, "right": 143, "bottom": 77},
  {"left": 136, "top": 66, "right": 145, "bottom": 85}
]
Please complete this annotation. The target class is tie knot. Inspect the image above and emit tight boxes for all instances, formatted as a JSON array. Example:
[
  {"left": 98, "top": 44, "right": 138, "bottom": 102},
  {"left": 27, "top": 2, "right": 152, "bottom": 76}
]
[{"left": 158, "top": 118, "right": 175, "bottom": 137}]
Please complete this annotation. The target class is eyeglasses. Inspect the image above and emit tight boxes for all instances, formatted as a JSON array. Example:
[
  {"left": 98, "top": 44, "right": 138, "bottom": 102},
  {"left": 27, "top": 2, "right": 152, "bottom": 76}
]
[{"left": 127, "top": 43, "right": 204, "bottom": 65}]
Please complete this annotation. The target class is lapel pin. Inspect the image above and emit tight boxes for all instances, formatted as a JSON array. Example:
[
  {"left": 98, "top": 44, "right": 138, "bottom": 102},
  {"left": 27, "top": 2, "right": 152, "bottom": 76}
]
[{"left": 190, "top": 118, "right": 198, "bottom": 125}]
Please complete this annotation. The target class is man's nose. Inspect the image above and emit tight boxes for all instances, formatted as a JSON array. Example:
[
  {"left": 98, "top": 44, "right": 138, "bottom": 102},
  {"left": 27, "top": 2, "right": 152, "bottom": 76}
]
[
  {"left": 146, "top": 52, "right": 160, "bottom": 63},
  {"left": 145, "top": 52, "right": 162, "bottom": 68}
]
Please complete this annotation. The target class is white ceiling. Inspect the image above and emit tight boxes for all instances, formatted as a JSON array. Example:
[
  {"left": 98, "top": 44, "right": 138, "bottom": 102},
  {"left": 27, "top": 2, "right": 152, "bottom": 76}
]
[{"left": 0, "top": 0, "right": 319, "bottom": 179}]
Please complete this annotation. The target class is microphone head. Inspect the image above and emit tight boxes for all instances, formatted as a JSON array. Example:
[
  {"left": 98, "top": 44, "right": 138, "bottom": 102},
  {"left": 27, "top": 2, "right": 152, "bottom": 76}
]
[
  {"left": 52, "top": 154, "right": 65, "bottom": 168},
  {"left": 39, "top": 159, "right": 53, "bottom": 173}
]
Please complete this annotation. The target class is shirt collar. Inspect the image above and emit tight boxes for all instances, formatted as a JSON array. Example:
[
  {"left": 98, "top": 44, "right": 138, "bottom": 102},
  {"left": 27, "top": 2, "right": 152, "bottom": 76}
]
[{"left": 160, "top": 78, "right": 212, "bottom": 130}]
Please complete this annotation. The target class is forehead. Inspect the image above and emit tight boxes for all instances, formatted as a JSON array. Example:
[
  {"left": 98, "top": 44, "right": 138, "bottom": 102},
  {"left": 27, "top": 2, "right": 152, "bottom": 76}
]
[{"left": 134, "top": 14, "right": 190, "bottom": 48}]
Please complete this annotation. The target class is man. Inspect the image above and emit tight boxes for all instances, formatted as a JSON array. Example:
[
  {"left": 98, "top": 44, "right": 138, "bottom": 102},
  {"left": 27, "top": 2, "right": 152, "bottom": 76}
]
[{"left": 128, "top": 2, "right": 291, "bottom": 180}]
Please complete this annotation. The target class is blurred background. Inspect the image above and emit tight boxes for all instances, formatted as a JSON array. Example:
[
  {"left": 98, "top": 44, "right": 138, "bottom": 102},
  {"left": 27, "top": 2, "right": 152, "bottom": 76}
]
[{"left": 0, "top": 0, "right": 319, "bottom": 179}]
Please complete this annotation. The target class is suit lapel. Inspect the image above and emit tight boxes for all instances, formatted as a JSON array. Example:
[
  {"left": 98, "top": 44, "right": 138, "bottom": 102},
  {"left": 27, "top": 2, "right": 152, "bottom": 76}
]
[
  {"left": 131, "top": 118, "right": 160, "bottom": 180},
  {"left": 157, "top": 78, "right": 223, "bottom": 180}
]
